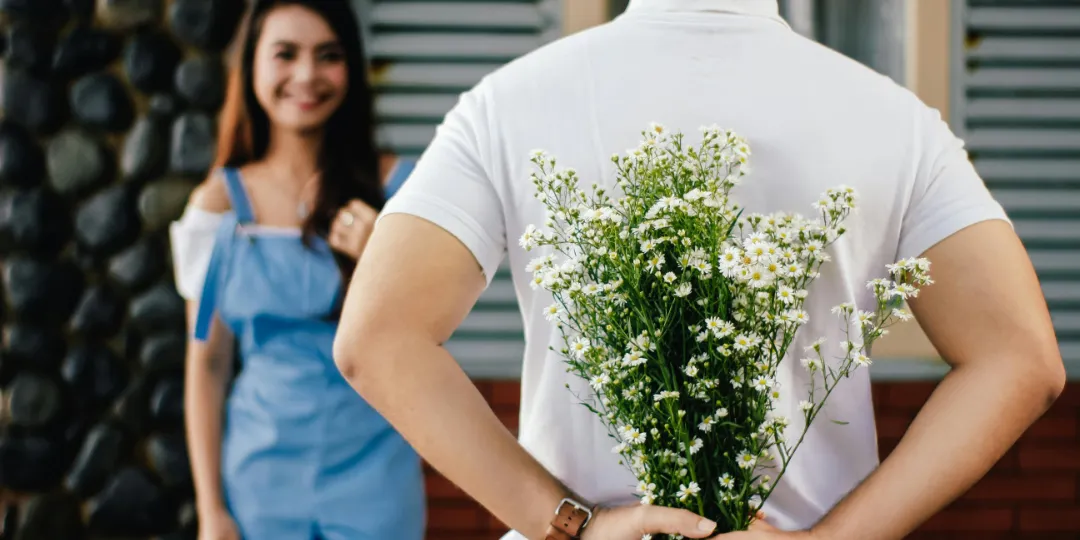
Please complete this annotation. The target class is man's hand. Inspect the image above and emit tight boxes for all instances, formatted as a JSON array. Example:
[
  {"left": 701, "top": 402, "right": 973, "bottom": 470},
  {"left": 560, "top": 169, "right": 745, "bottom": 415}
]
[
  {"left": 580, "top": 506, "right": 788, "bottom": 540},
  {"left": 712, "top": 531, "right": 810, "bottom": 540},
  {"left": 710, "top": 515, "right": 812, "bottom": 539},
  {"left": 580, "top": 505, "right": 719, "bottom": 539}
]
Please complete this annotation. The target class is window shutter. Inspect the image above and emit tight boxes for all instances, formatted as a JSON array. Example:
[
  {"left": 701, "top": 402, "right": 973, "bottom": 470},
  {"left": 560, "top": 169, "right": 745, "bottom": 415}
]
[
  {"left": 954, "top": 0, "right": 1080, "bottom": 362},
  {"left": 368, "top": 1, "right": 561, "bottom": 377}
]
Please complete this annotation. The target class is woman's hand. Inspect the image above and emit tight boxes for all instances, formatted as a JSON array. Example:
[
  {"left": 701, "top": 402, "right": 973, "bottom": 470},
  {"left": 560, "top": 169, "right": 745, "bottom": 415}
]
[
  {"left": 328, "top": 199, "right": 378, "bottom": 260},
  {"left": 197, "top": 506, "right": 240, "bottom": 540}
]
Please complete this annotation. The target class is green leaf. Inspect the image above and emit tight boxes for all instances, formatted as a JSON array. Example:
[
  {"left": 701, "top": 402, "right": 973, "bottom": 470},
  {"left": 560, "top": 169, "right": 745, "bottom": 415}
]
[{"left": 831, "top": 420, "right": 850, "bottom": 425}]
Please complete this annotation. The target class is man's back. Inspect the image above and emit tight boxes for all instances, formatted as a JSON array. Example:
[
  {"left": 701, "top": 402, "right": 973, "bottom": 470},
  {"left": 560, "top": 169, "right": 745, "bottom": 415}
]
[{"left": 382, "top": 0, "right": 1008, "bottom": 532}]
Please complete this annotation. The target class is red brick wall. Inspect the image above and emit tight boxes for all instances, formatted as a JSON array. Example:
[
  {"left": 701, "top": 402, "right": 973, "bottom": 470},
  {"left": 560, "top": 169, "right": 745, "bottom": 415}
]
[{"left": 425, "top": 381, "right": 1080, "bottom": 540}]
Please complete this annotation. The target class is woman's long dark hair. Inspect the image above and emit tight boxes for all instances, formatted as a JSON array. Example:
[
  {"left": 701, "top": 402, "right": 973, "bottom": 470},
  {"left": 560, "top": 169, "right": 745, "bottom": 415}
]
[{"left": 215, "top": 0, "right": 383, "bottom": 298}]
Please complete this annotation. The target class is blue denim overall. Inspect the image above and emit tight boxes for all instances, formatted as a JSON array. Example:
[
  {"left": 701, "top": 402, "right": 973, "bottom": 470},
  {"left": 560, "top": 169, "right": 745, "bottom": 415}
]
[{"left": 193, "top": 165, "right": 423, "bottom": 539}]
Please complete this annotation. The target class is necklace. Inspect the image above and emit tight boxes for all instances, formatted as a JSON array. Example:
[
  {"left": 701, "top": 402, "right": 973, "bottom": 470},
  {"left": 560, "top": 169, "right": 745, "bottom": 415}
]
[{"left": 294, "top": 170, "right": 321, "bottom": 220}]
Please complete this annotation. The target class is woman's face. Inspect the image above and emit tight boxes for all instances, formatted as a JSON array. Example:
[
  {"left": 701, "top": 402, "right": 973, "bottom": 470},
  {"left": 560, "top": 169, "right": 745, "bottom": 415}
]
[{"left": 252, "top": 4, "right": 349, "bottom": 133}]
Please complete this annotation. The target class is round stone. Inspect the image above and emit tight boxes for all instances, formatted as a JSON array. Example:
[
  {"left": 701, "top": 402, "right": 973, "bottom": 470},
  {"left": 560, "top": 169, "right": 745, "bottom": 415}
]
[
  {"left": 107, "top": 236, "right": 165, "bottom": 293},
  {"left": 70, "top": 285, "right": 125, "bottom": 338},
  {"left": 139, "top": 178, "right": 196, "bottom": 232},
  {"left": 0, "top": 120, "right": 46, "bottom": 188},
  {"left": 5, "top": 22, "right": 53, "bottom": 76},
  {"left": 87, "top": 467, "right": 176, "bottom": 536},
  {"left": 72, "top": 240, "right": 104, "bottom": 275},
  {"left": 64, "top": 422, "right": 131, "bottom": 499},
  {"left": 167, "top": 0, "right": 244, "bottom": 51},
  {"left": 7, "top": 372, "right": 64, "bottom": 428},
  {"left": 175, "top": 55, "right": 224, "bottom": 110},
  {"left": 14, "top": 492, "right": 85, "bottom": 539},
  {"left": 60, "top": 342, "right": 128, "bottom": 410},
  {"left": 97, "top": 0, "right": 163, "bottom": 30},
  {"left": 128, "top": 281, "right": 185, "bottom": 334},
  {"left": 71, "top": 72, "right": 135, "bottom": 133},
  {"left": 146, "top": 431, "right": 190, "bottom": 488},
  {"left": 123, "top": 30, "right": 181, "bottom": 94},
  {"left": 75, "top": 184, "right": 142, "bottom": 257},
  {"left": 0, "top": 187, "right": 71, "bottom": 255},
  {"left": 148, "top": 93, "right": 180, "bottom": 118},
  {"left": 149, "top": 376, "right": 183, "bottom": 426},
  {"left": 2, "top": 256, "right": 84, "bottom": 325},
  {"left": 122, "top": 117, "right": 169, "bottom": 181},
  {"left": 170, "top": 112, "right": 215, "bottom": 177},
  {"left": 3, "top": 69, "right": 67, "bottom": 135},
  {"left": 46, "top": 129, "right": 110, "bottom": 197},
  {"left": 0, "top": 350, "right": 16, "bottom": 388},
  {"left": 140, "top": 333, "right": 185, "bottom": 372},
  {"left": 2, "top": 507, "right": 15, "bottom": 540},
  {"left": 53, "top": 26, "right": 122, "bottom": 80},
  {"left": 0, "top": 434, "right": 67, "bottom": 493},
  {"left": 64, "top": 0, "right": 94, "bottom": 21},
  {"left": 5, "top": 324, "right": 66, "bottom": 370},
  {"left": 167, "top": 501, "right": 198, "bottom": 540},
  {"left": 0, "top": 0, "right": 63, "bottom": 19},
  {"left": 111, "top": 376, "right": 151, "bottom": 434}
]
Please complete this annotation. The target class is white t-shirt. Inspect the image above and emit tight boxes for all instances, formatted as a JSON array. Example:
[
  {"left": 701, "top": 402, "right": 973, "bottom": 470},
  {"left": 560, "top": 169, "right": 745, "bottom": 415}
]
[{"left": 379, "top": 0, "right": 1009, "bottom": 533}]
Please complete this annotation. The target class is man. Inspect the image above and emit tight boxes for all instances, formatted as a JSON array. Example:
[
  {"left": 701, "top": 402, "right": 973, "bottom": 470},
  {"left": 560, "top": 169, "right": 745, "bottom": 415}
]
[{"left": 332, "top": 1, "right": 1066, "bottom": 538}]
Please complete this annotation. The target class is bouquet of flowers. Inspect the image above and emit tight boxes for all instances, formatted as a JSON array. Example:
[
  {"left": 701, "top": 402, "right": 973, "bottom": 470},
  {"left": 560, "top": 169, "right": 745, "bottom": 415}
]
[{"left": 520, "top": 124, "right": 932, "bottom": 535}]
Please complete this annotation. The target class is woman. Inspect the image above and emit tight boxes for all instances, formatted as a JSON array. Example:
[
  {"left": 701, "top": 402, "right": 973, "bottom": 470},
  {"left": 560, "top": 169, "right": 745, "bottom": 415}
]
[{"left": 169, "top": 1, "right": 423, "bottom": 539}]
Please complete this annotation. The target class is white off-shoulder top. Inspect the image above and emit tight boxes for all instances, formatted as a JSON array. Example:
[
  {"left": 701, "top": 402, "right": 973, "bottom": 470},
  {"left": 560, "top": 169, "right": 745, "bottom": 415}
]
[
  {"left": 169, "top": 158, "right": 416, "bottom": 303},
  {"left": 169, "top": 205, "right": 224, "bottom": 301}
]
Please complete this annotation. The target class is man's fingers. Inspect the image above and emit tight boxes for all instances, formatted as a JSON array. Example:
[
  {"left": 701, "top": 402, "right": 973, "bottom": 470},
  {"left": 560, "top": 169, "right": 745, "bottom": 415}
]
[
  {"left": 748, "top": 515, "right": 779, "bottom": 532},
  {"left": 636, "top": 505, "right": 717, "bottom": 538}
]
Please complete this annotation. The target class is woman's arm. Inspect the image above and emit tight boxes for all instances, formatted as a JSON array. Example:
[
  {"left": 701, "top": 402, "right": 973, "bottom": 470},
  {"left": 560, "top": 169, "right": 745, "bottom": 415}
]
[
  {"left": 184, "top": 303, "right": 236, "bottom": 516},
  {"left": 176, "top": 178, "right": 237, "bottom": 518}
]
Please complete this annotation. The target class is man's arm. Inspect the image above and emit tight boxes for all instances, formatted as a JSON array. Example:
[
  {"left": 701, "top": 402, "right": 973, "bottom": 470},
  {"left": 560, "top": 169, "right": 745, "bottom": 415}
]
[
  {"left": 800, "top": 220, "right": 1065, "bottom": 540},
  {"left": 334, "top": 214, "right": 730, "bottom": 540}
]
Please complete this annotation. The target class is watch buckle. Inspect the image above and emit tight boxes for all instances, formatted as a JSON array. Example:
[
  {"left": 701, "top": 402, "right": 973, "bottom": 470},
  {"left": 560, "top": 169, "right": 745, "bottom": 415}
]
[{"left": 556, "top": 497, "right": 594, "bottom": 527}]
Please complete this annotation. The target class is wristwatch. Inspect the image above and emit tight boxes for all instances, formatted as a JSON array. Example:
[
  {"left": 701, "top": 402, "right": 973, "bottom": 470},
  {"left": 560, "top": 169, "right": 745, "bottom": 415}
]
[{"left": 545, "top": 497, "right": 595, "bottom": 540}]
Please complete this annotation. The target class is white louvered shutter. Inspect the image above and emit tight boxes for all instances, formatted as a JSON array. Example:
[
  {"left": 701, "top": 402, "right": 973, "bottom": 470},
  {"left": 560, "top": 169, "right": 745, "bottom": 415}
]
[
  {"left": 954, "top": 0, "right": 1080, "bottom": 362},
  {"left": 366, "top": 1, "right": 562, "bottom": 377}
]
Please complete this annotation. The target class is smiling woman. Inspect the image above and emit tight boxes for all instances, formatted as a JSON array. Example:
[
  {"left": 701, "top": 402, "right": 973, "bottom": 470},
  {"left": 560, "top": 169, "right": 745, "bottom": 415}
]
[{"left": 168, "top": 2, "right": 424, "bottom": 540}]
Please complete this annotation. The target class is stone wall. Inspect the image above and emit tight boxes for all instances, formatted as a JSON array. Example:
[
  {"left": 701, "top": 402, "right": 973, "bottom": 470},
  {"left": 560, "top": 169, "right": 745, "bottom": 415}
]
[{"left": 0, "top": 0, "right": 243, "bottom": 538}]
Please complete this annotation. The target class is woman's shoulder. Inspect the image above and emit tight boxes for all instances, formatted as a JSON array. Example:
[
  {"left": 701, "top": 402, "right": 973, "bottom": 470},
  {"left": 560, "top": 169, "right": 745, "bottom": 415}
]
[
  {"left": 380, "top": 154, "right": 416, "bottom": 198},
  {"left": 170, "top": 172, "right": 233, "bottom": 301},
  {"left": 379, "top": 153, "right": 399, "bottom": 184},
  {"left": 188, "top": 169, "right": 233, "bottom": 214}
]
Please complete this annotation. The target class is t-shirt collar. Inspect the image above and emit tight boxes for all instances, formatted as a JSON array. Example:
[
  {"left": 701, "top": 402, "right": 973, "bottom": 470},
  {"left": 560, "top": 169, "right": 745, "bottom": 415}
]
[{"left": 623, "top": 0, "right": 789, "bottom": 28}]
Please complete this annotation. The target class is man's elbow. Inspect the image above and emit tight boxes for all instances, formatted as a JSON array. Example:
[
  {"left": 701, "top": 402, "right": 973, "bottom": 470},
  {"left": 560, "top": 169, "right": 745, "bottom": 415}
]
[
  {"left": 332, "top": 328, "right": 376, "bottom": 387},
  {"left": 1017, "top": 343, "right": 1068, "bottom": 409},
  {"left": 1037, "top": 351, "right": 1068, "bottom": 406}
]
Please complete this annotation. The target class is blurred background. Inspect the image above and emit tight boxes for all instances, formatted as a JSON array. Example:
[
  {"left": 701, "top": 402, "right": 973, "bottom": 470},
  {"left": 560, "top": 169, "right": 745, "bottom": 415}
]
[{"left": 0, "top": 0, "right": 1076, "bottom": 538}]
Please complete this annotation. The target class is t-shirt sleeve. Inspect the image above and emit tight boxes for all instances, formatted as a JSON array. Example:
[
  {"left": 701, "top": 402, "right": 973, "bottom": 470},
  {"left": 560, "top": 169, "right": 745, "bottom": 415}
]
[
  {"left": 377, "top": 85, "right": 507, "bottom": 286},
  {"left": 896, "top": 103, "right": 1012, "bottom": 261}
]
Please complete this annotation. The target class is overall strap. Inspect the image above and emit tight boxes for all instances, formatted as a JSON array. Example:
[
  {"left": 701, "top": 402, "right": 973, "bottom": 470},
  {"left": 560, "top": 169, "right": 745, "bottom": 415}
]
[
  {"left": 193, "top": 214, "right": 237, "bottom": 341},
  {"left": 221, "top": 167, "right": 256, "bottom": 224},
  {"left": 384, "top": 157, "right": 416, "bottom": 199}
]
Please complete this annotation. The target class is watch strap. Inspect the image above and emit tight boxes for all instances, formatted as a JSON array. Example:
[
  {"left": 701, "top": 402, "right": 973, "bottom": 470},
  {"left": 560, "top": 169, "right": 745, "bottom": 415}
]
[{"left": 545, "top": 500, "right": 592, "bottom": 540}]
